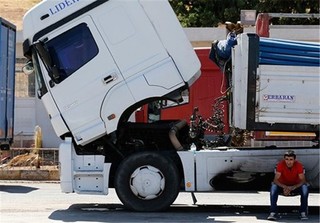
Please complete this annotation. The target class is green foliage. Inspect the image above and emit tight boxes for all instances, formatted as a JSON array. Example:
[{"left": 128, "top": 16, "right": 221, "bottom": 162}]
[{"left": 169, "top": 0, "right": 319, "bottom": 27}]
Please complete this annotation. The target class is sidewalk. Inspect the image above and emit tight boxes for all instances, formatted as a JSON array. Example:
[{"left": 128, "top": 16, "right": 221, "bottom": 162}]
[{"left": 0, "top": 166, "right": 59, "bottom": 180}]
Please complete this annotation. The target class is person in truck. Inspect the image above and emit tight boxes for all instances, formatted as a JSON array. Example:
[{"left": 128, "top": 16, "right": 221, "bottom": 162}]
[{"left": 267, "top": 150, "right": 309, "bottom": 221}]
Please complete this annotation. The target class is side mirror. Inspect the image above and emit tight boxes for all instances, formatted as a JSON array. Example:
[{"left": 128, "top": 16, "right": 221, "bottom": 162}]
[
  {"left": 37, "top": 89, "right": 42, "bottom": 99},
  {"left": 22, "top": 60, "right": 34, "bottom": 75},
  {"left": 161, "top": 100, "right": 167, "bottom": 107}
]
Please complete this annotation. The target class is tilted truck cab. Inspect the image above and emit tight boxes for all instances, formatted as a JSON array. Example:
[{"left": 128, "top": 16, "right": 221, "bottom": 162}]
[{"left": 22, "top": 0, "right": 201, "bottom": 145}]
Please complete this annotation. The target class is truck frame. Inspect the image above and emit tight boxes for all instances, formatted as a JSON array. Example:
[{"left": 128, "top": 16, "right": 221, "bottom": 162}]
[{"left": 22, "top": 0, "right": 319, "bottom": 212}]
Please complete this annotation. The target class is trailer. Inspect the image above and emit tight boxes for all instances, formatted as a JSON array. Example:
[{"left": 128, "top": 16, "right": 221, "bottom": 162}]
[
  {"left": 0, "top": 18, "right": 16, "bottom": 150},
  {"left": 22, "top": 0, "right": 319, "bottom": 212}
]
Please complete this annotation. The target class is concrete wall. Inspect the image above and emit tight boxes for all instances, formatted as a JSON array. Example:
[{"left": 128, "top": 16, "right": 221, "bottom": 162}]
[{"left": 14, "top": 97, "right": 62, "bottom": 148}]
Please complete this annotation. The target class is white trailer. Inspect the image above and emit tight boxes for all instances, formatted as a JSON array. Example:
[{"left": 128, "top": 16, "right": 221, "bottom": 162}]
[{"left": 22, "top": 0, "right": 319, "bottom": 212}]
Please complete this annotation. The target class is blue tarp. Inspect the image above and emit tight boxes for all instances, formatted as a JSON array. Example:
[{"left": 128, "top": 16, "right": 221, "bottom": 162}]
[{"left": 259, "top": 38, "right": 320, "bottom": 66}]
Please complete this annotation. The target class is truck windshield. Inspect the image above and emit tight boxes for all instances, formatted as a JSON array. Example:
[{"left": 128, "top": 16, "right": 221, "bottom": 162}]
[{"left": 39, "top": 23, "right": 99, "bottom": 83}]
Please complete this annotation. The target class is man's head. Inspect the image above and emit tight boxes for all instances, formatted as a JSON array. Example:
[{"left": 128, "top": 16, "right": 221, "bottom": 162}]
[{"left": 284, "top": 150, "right": 296, "bottom": 168}]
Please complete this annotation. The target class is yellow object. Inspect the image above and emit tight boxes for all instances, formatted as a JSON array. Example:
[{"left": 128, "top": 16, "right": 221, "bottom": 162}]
[
  {"left": 34, "top": 125, "right": 42, "bottom": 149},
  {"left": 265, "top": 131, "right": 316, "bottom": 137},
  {"left": 33, "top": 125, "right": 42, "bottom": 168},
  {"left": 186, "top": 182, "right": 192, "bottom": 188}
]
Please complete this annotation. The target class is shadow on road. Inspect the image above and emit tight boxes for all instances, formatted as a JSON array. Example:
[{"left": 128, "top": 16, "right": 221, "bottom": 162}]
[
  {"left": 0, "top": 184, "right": 39, "bottom": 193},
  {"left": 48, "top": 203, "right": 320, "bottom": 223}
]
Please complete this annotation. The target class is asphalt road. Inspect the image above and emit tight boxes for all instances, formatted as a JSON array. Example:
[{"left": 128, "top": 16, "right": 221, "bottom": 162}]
[{"left": 0, "top": 181, "right": 319, "bottom": 223}]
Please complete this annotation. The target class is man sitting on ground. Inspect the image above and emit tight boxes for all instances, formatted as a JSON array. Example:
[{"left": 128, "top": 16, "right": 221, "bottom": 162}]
[{"left": 267, "top": 150, "right": 309, "bottom": 221}]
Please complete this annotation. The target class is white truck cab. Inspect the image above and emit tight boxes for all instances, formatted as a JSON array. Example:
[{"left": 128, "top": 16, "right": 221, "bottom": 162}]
[{"left": 23, "top": 0, "right": 201, "bottom": 145}]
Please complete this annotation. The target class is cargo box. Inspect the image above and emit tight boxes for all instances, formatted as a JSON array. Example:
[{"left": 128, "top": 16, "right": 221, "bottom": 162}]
[
  {"left": 232, "top": 34, "right": 319, "bottom": 132},
  {"left": 0, "top": 18, "right": 16, "bottom": 150}
]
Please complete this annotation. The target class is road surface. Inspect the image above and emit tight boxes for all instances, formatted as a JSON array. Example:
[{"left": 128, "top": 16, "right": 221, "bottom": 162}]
[{"left": 0, "top": 181, "right": 319, "bottom": 223}]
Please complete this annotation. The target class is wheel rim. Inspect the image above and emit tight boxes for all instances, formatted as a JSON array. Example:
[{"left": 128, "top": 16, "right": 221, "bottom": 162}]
[{"left": 129, "top": 165, "right": 165, "bottom": 200}]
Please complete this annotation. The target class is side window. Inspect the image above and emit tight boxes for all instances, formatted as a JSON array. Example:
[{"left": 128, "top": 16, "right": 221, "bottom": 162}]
[{"left": 47, "top": 23, "right": 98, "bottom": 83}]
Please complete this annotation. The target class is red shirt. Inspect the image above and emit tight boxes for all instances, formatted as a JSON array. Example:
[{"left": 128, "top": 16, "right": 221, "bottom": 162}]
[{"left": 276, "top": 160, "right": 304, "bottom": 186}]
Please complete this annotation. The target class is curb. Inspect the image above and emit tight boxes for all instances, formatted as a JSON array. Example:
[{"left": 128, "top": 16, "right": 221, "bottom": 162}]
[{"left": 0, "top": 169, "right": 59, "bottom": 181}]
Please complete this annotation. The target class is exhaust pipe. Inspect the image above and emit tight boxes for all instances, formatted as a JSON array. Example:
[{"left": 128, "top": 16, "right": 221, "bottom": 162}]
[{"left": 169, "top": 120, "right": 187, "bottom": 151}]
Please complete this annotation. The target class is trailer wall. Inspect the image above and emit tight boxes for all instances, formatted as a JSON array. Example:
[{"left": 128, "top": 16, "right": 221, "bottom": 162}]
[{"left": 0, "top": 18, "right": 16, "bottom": 149}]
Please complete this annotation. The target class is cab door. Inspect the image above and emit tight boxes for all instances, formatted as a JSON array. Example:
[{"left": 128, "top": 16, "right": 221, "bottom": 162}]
[{"left": 40, "top": 16, "right": 130, "bottom": 145}]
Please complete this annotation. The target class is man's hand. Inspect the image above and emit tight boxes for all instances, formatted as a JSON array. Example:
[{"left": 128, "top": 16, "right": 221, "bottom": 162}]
[
  {"left": 283, "top": 185, "right": 296, "bottom": 196},
  {"left": 283, "top": 186, "right": 291, "bottom": 196}
]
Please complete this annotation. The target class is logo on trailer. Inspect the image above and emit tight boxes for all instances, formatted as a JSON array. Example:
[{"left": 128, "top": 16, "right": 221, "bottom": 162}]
[{"left": 263, "top": 94, "right": 295, "bottom": 103}]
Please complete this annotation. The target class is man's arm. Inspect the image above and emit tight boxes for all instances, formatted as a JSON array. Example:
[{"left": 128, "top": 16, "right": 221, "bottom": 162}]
[
  {"left": 273, "top": 172, "right": 284, "bottom": 187},
  {"left": 274, "top": 172, "right": 306, "bottom": 195},
  {"left": 290, "top": 173, "right": 306, "bottom": 191},
  {"left": 273, "top": 171, "right": 291, "bottom": 195}
]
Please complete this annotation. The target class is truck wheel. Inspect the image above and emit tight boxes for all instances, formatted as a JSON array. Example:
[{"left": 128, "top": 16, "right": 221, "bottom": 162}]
[{"left": 114, "top": 151, "right": 180, "bottom": 212}]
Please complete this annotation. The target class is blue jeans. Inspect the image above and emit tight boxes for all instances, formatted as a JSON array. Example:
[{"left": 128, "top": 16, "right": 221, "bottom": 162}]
[{"left": 269, "top": 182, "right": 309, "bottom": 213}]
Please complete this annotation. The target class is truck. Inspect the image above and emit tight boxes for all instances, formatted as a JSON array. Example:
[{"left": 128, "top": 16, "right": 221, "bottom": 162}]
[
  {"left": 22, "top": 0, "right": 319, "bottom": 212},
  {"left": 0, "top": 18, "right": 16, "bottom": 150}
]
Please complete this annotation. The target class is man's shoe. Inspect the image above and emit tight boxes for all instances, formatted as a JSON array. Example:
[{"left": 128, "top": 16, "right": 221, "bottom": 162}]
[
  {"left": 267, "top": 212, "right": 277, "bottom": 221},
  {"left": 300, "top": 212, "right": 308, "bottom": 220}
]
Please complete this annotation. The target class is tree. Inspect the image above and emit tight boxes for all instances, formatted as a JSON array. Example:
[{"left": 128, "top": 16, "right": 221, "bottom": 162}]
[{"left": 169, "top": 0, "right": 319, "bottom": 27}]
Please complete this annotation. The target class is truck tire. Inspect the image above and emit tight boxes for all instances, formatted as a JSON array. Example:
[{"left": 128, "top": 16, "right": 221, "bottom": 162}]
[{"left": 114, "top": 151, "right": 180, "bottom": 212}]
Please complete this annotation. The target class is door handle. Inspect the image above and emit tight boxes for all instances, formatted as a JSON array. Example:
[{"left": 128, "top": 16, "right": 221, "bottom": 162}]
[{"left": 103, "top": 73, "right": 117, "bottom": 84}]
